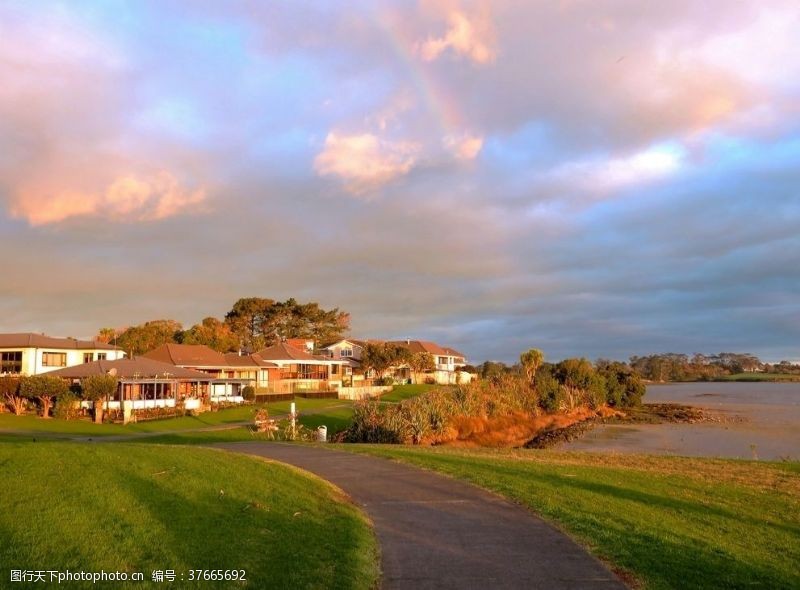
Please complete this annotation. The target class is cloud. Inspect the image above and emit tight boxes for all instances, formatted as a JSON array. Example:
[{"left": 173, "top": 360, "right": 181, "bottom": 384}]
[
  {"left": 444, "top": 132, "right": 484, "bottom": 160},
  {"left": 418, "top": 9, "right": 496, "bottom": 64},
  {"left": 10, "top": 172, "right": 207, "bottom": 226},
  {"left": 314, "top": 132, "right": 420, "bottom": 195},
  {"left": 544, "top": 144, "right": 685, "bottom": 197}
]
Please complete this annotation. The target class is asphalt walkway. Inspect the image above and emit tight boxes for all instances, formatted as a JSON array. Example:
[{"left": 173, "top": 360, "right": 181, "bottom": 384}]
[{"left": 216, "top": 443, "right": 626, "bottom": 590}]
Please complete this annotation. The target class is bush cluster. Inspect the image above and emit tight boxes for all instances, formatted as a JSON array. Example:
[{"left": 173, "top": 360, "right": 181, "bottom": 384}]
[{"left": 344, "top": 357, "right": 645, "bottom": 444}]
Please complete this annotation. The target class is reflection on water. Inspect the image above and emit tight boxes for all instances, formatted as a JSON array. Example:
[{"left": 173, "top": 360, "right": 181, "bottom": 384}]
[{"left": 560, "top": 382, "right": 800, "bottom": 460}]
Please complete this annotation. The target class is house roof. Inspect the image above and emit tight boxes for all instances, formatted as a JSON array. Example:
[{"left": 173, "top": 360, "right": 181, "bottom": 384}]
[
  {"left": 223, "top": 352, "right": 278, "bottom": 369},
  {"left": 0, "top": 333, "right": 121, "bottom": 351},
  {"left": 257, "top": 342, "right": 329, "bottom": 362},
  {"left": 46, "top": 357, "right": 213, "bottom": 380},
  {"left": 386, "top": 340, "right": 465, "bottom": 358},
  {"left": 143, "top": 343, "right": 228, "bottom": 367}
]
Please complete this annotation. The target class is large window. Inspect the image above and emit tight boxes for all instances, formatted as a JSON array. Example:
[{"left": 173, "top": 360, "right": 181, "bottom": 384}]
[
  {"left": 42, "top": 352, "right": 67, "bottom": 367},
  {"left": 340, "top": 348, "right": 353, "bottom": 357},
  {"left": 96, "top": 353, "right": 106, "bottom": 360},
  {"left": 83, "top": 353, "right": 93, "bottom": 363},
  {"left": 1, "top": 351, "right": 22, "bottom": 374}
]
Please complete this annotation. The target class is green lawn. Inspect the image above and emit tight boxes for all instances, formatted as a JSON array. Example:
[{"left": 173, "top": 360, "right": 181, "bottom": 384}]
[
  {"left": 338, "top": 445, "right": 800, "bottom": 590},
  {"left": 0, "top": 442, "right": 378, "bottom": 589},
  {"left": 0, "top": 398, "right": 354, "bottom": 439},
  {"left": 378, "top": 384, "right": 438, "bottom": 403}
]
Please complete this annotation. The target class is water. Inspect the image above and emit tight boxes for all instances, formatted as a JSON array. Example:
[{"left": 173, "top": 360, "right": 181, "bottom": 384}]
[{"left": 560, "top": 382, "right": 800, "bottom": 460}]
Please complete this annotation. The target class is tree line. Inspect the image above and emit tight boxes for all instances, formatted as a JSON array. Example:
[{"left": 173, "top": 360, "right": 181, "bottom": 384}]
[
  {"left": 96, "top": 297, "right": 350, "bottom": 356},
  {"left": 476, "top": 352, "right": 798, "bottom": 383}
]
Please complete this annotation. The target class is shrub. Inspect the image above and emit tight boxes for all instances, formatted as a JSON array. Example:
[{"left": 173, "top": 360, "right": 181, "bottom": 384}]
[
  {"left": 424, "top": 376, "right": 436, "bottom": 384},
  {"left": 242, "top": 385, "right": 256, "bottom": 401},
  {"left": 54, "top": 391, "right": 81, "bottom": 420},
  {"left": 19, "top": 375, "right": 69, "bottom": 418},
  {"left": 1, "top": 375, "right": 25, "bottom": 415},
  {"left": 535, "top": 370, "right": 563, "bottom": 412}
]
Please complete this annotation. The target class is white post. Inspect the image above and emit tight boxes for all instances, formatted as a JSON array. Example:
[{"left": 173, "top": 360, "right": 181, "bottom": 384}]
[{"left": 290, "top": 401, "right": 297, "bottom": 439}]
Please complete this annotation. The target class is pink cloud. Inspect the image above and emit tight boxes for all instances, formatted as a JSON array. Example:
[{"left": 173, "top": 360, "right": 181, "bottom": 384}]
[
  {"left": 11, "top": 172, "right": 207, "bottom": 226},
  {"left": 417, "top": 9, "right": 496, "bottom": 64},
  {"left": 314, "top": 132, "right": 420, "bottom": 196},
  {"left": 444, "top": 132, "right": 484, "bottom": 160}
]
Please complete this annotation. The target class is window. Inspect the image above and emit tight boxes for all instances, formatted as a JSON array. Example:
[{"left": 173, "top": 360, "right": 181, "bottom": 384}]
[
  {"left": 1, "top": 351, "right": 22, "bottom": 374},
  {"left": 438, "top": 356, "right": 448, "bottom": 365},
  {"left": 331, "top": 364, "right": 339, "bottom": 375},
  {"left": 340, "top": 348, "right": 353, "bottom": 357},
  {"left": 96, "top": 353, "right": 106, "bottom": 361},
  {"left": 42, "top": 352, "right": 67, "bottom": 367},
  {"left": 83, "top": 353, "right": 93, "bottom": 363}
]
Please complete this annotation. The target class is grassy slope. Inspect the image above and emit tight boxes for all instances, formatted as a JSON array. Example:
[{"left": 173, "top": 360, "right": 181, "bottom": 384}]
[
  {"left": 339, "top": 445, "right": 800, "bottom": 590},
  {"left": 378, "top": 384, "right": 438, "bottom": 403},
  {"left": 0, "top": 442, "right": 378, "bottom": 589}
]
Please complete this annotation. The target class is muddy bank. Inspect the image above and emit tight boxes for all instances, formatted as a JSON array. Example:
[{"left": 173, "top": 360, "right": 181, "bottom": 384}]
[{"left": 524, "top": 403, "right": 721, "bottom": 449}]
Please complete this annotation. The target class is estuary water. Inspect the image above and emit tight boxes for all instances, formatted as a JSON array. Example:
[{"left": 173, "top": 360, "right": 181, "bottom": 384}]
[{"left": 560, "top": 382, "right": 800, "bottom": 460}]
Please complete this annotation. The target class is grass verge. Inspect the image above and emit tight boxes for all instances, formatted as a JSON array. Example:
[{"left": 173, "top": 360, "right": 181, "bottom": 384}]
[
  {"left": 378, "top": 384, "right": 438, "bottom": 403},
  {"left": 0, "top": 441, "right": 379, "bottom": 589},
  {"left": 337, "top": 445, "right": 800, "bottom": 590}
]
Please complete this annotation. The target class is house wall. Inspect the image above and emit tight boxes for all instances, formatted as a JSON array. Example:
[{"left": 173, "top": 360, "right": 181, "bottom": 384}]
[
  {"left": 0, "top": 347, "right": 125, "bottom": 376},
  {"left": 323, "top": 341, "right": 364, "bottom": 361}
]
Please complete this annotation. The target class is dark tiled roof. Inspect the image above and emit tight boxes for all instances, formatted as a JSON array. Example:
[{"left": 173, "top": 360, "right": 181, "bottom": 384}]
[
  {"left": 257, "top": 342, "right": 322, "bottom": 362},
  {"left": 143, "top": 343, "right": 228, "bottom": 367},
  {"left": 46, "top": 357, "right": 212, "bottom": 380},
  {"left": 0, "top": 333, "right": 121, "bottom": 351},
  {"left": 223, "top": 353, "right": 278, "bottom": 369}
]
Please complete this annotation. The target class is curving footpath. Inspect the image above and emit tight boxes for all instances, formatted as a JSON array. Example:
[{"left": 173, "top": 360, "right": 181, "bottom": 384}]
[{"left": 216, "top": 443, "right": 626, "bottom": 590}]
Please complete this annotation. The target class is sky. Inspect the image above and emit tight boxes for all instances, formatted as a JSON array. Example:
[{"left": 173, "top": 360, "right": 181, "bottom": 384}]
[{"left": 1, "top": 0, "right": 799, "bottom": 364}]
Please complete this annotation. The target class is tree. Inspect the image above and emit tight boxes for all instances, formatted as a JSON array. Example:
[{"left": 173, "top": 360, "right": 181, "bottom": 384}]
[
  {"left": 408, "top": 352, "right": 435, "bottom": 384},
  {"left": 0, "top": 376, "right": 25, "bottom": 415},
  {"left": 224, "top": 297, "right": 350, "bottom": 351},
  {"left": 116, "top": 319, "right": 183, "bottom": 356},
  {"left": 180, "top": 317, "right": 239, "bottom": 352},
  {"left": 95, "top": 327, "right": 120, "bottom": 344},
  {"left": 519, "top": 349, "right": 544, "bottom": 383},
  {"left": 224, "top": 297, "right": 275, "bottom": 351},
  {"left": 19, "top": 375, "right": 69, "bottom": 418},
  {"left": 81, "top": 374, "right": 119, "bottom": 424},
  {"left": 360, "top": 343, "right": 408, "bottom": 380}
]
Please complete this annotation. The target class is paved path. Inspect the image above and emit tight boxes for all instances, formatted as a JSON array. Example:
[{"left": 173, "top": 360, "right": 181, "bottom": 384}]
[{"left": 216, "top": 443, "right": 626, "bottom": 590}]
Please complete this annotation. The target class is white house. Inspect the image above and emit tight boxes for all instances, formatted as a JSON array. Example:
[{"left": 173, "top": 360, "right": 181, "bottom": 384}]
[{"left": 0, "top": 333, "right": 126, "bottom": 376}]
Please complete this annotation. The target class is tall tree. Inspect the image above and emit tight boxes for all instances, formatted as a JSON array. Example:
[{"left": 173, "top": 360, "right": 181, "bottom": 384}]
[
  {"left": 520, "top": 348, "right": 544, "bottom": 383},
  {"left": 224, "top": 297, "right": 349, "bottom": 350},
  {"left": 116, "top": 320, "right": 183, "bottom": 356},
  {"left": 224, "top": 297, "right": 275, "bottom": 351},
  {"left": 181, "top": 317, "right": 239, "bottom": 352}
]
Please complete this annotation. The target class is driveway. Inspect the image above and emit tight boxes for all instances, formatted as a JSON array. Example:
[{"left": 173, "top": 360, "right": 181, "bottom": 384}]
[{"left": 216, "top": 443, "right": 626, "bottom": 590}]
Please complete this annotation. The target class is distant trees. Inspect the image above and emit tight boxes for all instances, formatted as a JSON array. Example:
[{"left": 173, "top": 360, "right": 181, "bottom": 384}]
[
  {"left": 629, "top": 352, "right": 764, "bottom": 381},
  {"left": 181, "top": 317, "right": 239, "bottom": 353},
  {"left": 114, "top": 320, "right": 184, "bottom": 357},
  {"left": 98, "top": 297, "right": 351, "bottom": 356},
  {"left": 224, "top": 297, "right": 349, "bottom": 351}
]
